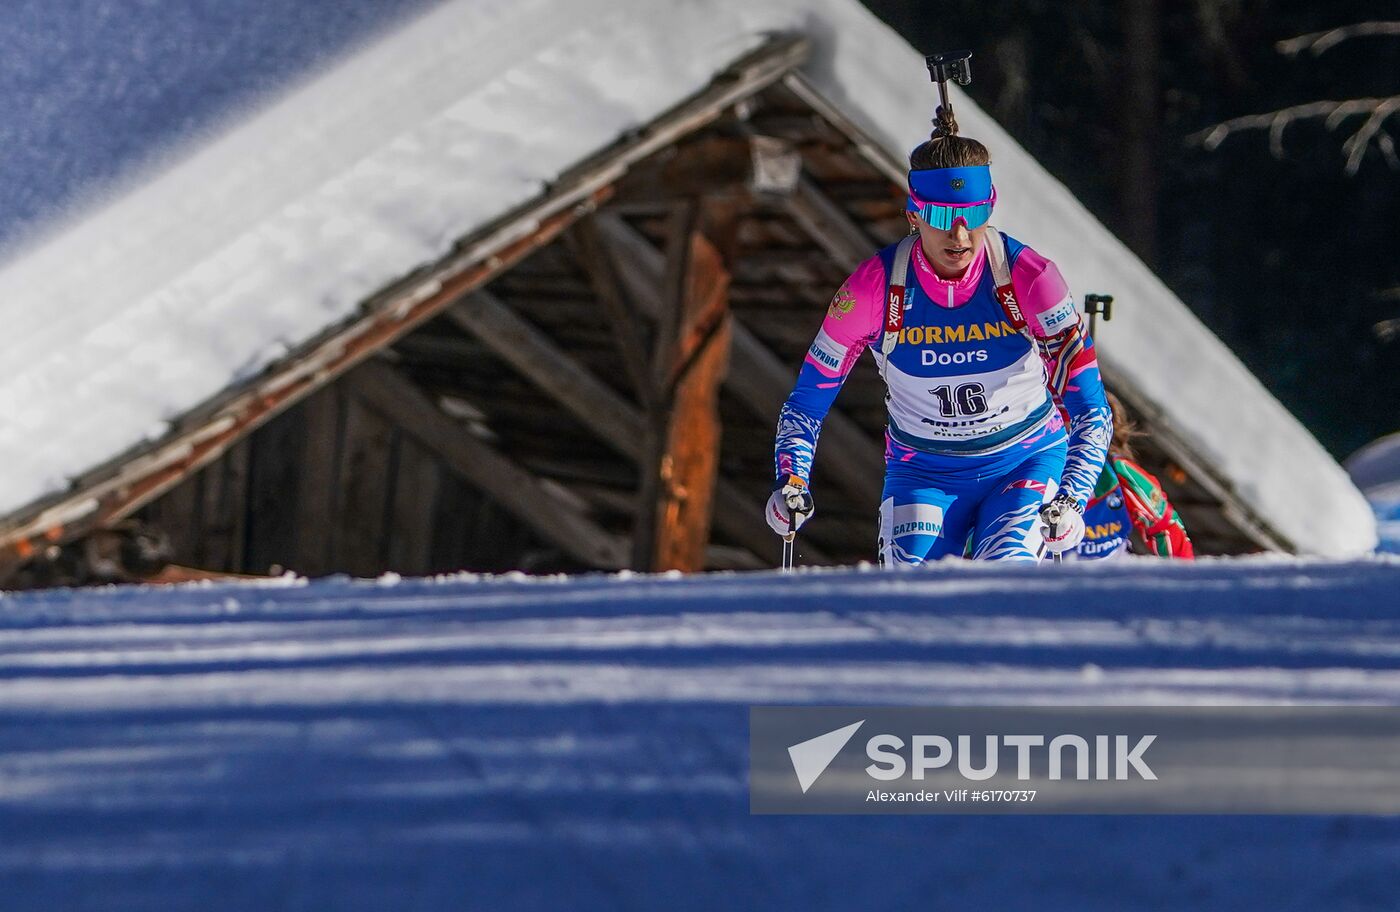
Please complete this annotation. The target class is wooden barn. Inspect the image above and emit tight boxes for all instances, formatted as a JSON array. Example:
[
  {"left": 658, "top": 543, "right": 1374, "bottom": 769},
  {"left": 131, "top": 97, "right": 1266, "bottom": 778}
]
[{"left": 0, "top": 1, "right": 1375, "bottom": 587}]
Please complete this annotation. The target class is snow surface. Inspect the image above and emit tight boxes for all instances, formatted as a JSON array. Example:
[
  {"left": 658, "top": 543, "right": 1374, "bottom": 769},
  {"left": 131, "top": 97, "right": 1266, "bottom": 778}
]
[
  {"left": 0, "top": 0, "right": 1375, "bottom": 555},
  {"left": 1, "top": 559, "right": 1399, "bottom": 909},
  {"left": 0, "top": 0, "right": 439, "bottom": 249}
]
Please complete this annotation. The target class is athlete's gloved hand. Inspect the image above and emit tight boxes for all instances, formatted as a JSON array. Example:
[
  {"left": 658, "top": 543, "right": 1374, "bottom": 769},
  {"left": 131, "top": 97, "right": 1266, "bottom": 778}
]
[
  {"left": 1040, "top": 493, "right": 1086, "bottom": 554},
  {"left": 766, "top": 477, "right": 814, "bottom": 537}
]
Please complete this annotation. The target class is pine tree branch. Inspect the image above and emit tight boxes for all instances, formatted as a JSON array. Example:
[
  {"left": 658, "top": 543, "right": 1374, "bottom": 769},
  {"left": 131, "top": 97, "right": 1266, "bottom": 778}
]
[
  {"left": 1374, "top": 316, "right": 1400, "bottom": 343},
  {"left": 1277, "top": 22, "right": 1400, "bottom": 57},
  {"left": 1190, "top": 96, "right": 1400, "bottom": 174},
  {"left": 1342, "top": 99, "right": 1400, "bottom": 172},
  {"left": 1378, "top": 130, "right": 1400, "bottom": 170}
]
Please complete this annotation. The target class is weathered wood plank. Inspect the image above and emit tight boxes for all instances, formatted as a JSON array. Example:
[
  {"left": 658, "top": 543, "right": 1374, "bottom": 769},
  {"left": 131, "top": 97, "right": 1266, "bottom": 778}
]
[
  {"left": 782, "top": 173, "right": 880, "bottom": 272},
  {"left": 386, "top": 436, "right": 441, "bottom": 576},
  {"left": 336, "top": 398, "right": 395, "bottom": 577},
  {"left": 292, "top": 385, "right": 343, "bottom": 576},
  {"left": 428, "top": 470, "right": 475, "bottom": 573},
  {"left": 244, "top": 401, "right": 307, "bottom": 576},
  {"left": 146, "top": 468, "right": 201, "bottom": 568},
  {"left": 632, "top": 204, "right": 696, "bottom": 568},
  {"left": 446, "top": 291, "right": 645, "bottom": 462},
  {"left": 345, "top": 360, "right": 630, "bottom": 569},
  {"left": 566, "top": 220, "right": 654, "bottom": 408},
  {"left": 782, "top": 72, "right": 909, "bottom": 186},
  {"left": 595, "top": 212, "right": 885, "bottom": 507},
  {"left": 445, "top": 287, "right": 790, "bottom": 564},
  {"left": 645, "top": 198, "right": 738, "bottom": 571},
  {"left": 572, "top": 216, "right": 815, "bottom": 562},
  {"left": 200, "top": 438, "right": 250, "bottom": 573},
  {"left": 610, "top": 134, "right": 801, "bottom": 205}
]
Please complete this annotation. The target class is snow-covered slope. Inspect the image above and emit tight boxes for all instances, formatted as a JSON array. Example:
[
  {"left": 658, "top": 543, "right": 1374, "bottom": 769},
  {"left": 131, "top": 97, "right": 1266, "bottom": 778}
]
[
  {"left": 0, "top": 0, "right": 1374, "bottom": 555},
  {"left": 1, "top": 561, "right": 1399, "bottom": 909}
]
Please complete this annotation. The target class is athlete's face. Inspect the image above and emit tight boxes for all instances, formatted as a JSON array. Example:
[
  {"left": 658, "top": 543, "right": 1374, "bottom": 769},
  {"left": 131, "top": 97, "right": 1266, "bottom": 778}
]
[{"left": 907, "top": 213, "right": 987, "bottom": 279}]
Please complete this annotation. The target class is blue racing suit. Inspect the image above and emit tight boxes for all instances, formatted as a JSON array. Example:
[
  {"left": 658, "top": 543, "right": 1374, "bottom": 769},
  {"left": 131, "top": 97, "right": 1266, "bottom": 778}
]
[{"left": 774, "top": 231, "right": 1111, "bottom": 564}]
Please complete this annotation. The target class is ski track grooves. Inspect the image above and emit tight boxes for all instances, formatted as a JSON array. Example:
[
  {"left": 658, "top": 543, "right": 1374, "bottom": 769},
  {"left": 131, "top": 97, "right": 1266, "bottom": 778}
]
[{"left": 1, "top": 559, "right": 1398, "bottom": 910}]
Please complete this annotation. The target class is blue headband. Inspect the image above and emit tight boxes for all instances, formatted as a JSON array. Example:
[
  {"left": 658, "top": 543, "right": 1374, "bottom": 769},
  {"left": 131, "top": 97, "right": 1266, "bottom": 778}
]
[{"left": 907, "top": 165, "right": 993, "bottom": 205}]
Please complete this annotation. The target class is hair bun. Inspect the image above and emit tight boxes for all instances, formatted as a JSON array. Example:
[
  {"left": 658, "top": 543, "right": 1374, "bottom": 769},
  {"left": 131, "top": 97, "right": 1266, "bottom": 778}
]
[
  {"left": 908, "top": 115, "right": 988, "bottom": 170},
  {"left": 929, "top": 105, "right": 960, "bottom": 141}
]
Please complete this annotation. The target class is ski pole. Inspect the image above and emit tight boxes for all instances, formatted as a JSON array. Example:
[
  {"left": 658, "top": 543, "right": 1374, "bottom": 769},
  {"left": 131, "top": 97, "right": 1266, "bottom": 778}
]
[
  {"left": 1049, "top": 519, "right": 1063, "bottom": 565},
  {"left": 781, "top": 509, "right": 796, "bottom": 572}
]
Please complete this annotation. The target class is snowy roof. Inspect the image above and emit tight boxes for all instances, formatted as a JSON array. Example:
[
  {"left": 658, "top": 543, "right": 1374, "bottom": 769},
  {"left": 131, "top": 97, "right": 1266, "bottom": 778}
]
[{"left": 0, "top": 0, "right": 1376, "bottom": 557}]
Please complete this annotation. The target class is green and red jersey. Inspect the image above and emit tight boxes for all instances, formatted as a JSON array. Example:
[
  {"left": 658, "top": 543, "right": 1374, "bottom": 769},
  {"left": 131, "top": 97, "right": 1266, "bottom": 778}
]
[{"left": 1075, "top": 458, "right": 1194, "bottom": 560}]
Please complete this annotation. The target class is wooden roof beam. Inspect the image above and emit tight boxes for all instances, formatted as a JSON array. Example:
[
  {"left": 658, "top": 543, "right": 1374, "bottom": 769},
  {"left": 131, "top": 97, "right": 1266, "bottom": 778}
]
[
  {"left": 611, "top": 134, "right": 803, "bottom": 205},
  {"left": 345, "top": 359, "right": 630, "bottom": 570},
  {"left": 633, "top": 198, "right": 739, "bottom": 572},
  {"left": 443, "top": 288, "right": 822, "bottom": 566},
  {"left": 782, "top": 173, "right": 880, "bottom": 272},
  {"left": 566, "top": 221, "right": 656, "bottom": 410},
  {"left": 592, "top": 212, "right": 885, "bottom": 506},
  {"left": 445, "top": 290, "right": 643, "bottom": 463}
]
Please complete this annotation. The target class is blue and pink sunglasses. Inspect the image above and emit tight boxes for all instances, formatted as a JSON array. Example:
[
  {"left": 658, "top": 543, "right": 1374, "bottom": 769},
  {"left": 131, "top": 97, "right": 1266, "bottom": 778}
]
[{"left": 905, "top": 164, "right": 996, "bottom": 230}]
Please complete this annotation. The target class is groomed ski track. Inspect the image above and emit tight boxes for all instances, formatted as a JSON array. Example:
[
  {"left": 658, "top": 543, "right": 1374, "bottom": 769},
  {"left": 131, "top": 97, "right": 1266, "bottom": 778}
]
[{"left": 2, "top": 558, "right": 1399, "bottom": 909}]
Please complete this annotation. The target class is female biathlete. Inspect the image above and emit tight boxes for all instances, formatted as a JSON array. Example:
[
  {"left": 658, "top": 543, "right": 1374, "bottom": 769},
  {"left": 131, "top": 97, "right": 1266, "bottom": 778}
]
[
  {"left": 1070, "top": 392, "right": 1194, "bottom": 561},
  {"left": 765, "top": 109, "right": 1113, "bottom": 564}
]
